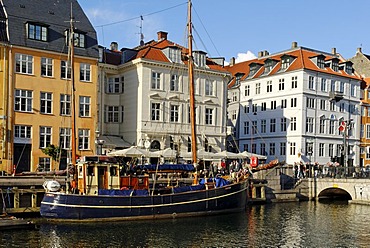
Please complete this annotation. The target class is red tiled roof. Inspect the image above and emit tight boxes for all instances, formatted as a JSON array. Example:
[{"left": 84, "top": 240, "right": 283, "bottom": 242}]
[{"left": 226, "top": 47, "right": 361, "bottom": 88}]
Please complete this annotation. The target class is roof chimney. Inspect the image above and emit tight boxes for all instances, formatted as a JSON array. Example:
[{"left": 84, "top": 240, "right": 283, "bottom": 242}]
[
  {"left": 291, "top": 41, "right": 298, "bottom": 49},
  {"left": 332, "top": 47, "right": 337, "bottom": 55},
  {"left": 258, "top": 51, "right": 263, "bottom": 58},
  {"left": 263, "top": 50, "right": 269, "bottom": 56},
  {"left": 110, "top": 42, "right": 118, "bottom": 51},
  {"left": 157, "top": 31, "right": 168, "bottom": 41},
  {"left": 357, "top": 47, "right": 362, "bottom": 54},
  {"left": 229, "top": 57, "right": 235, "bottom": 66}
]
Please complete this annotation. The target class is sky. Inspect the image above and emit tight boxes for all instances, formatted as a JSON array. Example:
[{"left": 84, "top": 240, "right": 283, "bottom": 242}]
[{"left": 78, "top": 0, "right": 370, "bottom": 63}]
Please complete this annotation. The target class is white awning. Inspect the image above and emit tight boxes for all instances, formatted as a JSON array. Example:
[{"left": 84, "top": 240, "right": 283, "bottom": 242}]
[{"left": 99, "top": 135, "right": 131, "bottom": 148}]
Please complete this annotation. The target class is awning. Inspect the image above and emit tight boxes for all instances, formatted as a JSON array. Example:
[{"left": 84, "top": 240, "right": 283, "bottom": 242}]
[{"left": 99, "top": 135, "right": 131, "bottom": 149}]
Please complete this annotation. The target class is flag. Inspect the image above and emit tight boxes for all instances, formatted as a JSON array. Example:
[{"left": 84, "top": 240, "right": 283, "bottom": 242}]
[{"left": 338, "top": 121, "right": 346, "bottom": 132}]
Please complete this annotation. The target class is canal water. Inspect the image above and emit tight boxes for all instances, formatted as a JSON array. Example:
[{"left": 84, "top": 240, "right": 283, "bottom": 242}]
[{"left": 1, "top": 201, "right": 369, "bottom": 247}]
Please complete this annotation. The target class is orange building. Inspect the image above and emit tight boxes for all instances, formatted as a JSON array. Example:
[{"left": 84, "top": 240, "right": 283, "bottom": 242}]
[{"left": 0, "top": 0, "right": 99, "bottom": 174}]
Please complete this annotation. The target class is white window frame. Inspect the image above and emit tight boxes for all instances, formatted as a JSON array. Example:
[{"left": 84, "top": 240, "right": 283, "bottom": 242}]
[
  {"left": 40, "top": 92, "right": 53, "bottom": 114},
  {"left": 41, "top": 57, "right": 53, "bottom": 77},
  {"left": 61, "top": 61, "right": 71, "bottom": 79},
  {"left": 80, "top": 63, "right": 91, "bottom": 82},
  {"left": 39, "top": 126, "right": 52, "bottom": 148},
  {"left": 78, "top": 129, "right": 90, "bottom": 150},
  {"left": 79, "top": 96, "right": 91, "bottom": 117},
  {"left": 59, "top": 127, "right": 71, "bottom": 150},
  {"left": 14, "top": 125, "right": 31, "bottom": 139},
  {"left": 60, "top": 94, "right": 71, "bottom": 116},
  {"left": 15, "top": 54, "right": 33, "bottom": 74},
  {"left": 151, "top": 72, "right": 161, "bottom": 90},
  {"left": 15, "top": 89, "right": 33, "bottom": 112}
]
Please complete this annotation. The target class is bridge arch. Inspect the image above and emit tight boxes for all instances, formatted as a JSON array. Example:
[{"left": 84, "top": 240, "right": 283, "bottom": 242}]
[{"left": 317, "top": 187, "right": 352, "bottom": 200}]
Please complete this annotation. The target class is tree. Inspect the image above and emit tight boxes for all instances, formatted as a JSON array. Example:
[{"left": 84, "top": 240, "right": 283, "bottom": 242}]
[{"left": 41, "top": 144, "right": 66, "bottom": 163}]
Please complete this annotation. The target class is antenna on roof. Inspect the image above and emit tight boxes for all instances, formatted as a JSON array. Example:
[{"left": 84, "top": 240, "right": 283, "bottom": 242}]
[{"left": 139, "top": 15, "right": 144, "bottom": 46}]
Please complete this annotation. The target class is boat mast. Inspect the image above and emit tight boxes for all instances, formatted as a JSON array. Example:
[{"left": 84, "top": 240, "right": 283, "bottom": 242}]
[
  {"left": 69, "top": 5, "right": 77, "bottom": 186},
  {"left": 188, "top": 0, "right": 197, "bottom": 165}
]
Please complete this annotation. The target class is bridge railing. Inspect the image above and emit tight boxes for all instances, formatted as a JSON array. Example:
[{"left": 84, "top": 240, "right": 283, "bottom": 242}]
[{"left": 294, "top": 165, "right": 370, "bottom": 179}]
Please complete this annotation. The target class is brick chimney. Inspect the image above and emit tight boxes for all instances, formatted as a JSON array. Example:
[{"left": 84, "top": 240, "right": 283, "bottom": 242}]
[{"left": 157, "top": 31, "right": 168, "bottom": 41}]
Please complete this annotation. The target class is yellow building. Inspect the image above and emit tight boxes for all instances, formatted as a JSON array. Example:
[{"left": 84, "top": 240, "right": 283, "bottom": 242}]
[
  {"left": 360, "top": 79, "right": 370, "bottom": 167},
  {"left": 0, "top": 0, "right": 99, "bottom": 174}
]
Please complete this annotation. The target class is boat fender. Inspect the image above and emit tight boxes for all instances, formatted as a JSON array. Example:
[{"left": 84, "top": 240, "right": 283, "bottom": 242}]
[{"left": 120, "top": 187, "right": 128, "bottom": 190}]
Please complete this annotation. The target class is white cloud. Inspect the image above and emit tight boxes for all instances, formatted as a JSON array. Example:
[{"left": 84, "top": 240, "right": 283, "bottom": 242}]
[{"left": 235, "top": 51, "right": 257, "bottom": 63}]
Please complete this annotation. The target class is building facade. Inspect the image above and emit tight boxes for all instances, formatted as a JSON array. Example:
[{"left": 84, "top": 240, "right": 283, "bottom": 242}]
[
  {"left": 0, "top": 0, "right": 99, "bottom": 173},
  {"left": 226, "top": 43, "right": 362, "bottom": 166},
  {"left": 98, "top": 32, "right": 231, "bottom": 161}
]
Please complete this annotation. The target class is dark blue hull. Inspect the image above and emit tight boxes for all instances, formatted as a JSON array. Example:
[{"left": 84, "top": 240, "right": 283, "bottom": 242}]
[{"left": 40, "top": 180, "right": 248, "bottom": 221}]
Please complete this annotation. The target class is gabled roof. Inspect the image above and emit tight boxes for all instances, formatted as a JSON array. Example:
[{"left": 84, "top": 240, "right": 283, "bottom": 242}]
[
  {"left": 1, "top": 0, "right": 98, "bottom": 58},
  {"left": 226, "top": 47, "right": 360, "bottom": 88}
]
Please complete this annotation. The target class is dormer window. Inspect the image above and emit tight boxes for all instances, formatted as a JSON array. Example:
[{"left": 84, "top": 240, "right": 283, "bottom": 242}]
[
  {"left": 163, "top": 46, "right": 182, "bottom": 63},
  {"left": 264, "top": 59, "right": 278, "bottom": 74},
  {"left": 280, "top": 54, "right": 295, "bottom": 70},
  {"left": 343, "top": 61, "right": 353, "bottom": 74},
  {"left": 332, "top": 60, "right": 338, "bottom": 72},
  {"left": 317, "top": 57, "right": 325, "bottom": 69},
  {"left": 235, "top": 73, "right": 244, "bottom": 86},
  {"left": 65, "top": 30, "right": 86, "bottom": 48},
  {"left": 27, "top": 22, "right": 48, "bottom": 41},
  {"left": 248, "top": 62, "right": 262, "bottom": 78},
  {"left": 193, "top": 51, "right": 206, "bottom": 68}
]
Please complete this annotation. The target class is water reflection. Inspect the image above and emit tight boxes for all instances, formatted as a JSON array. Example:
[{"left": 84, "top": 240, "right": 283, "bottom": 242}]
[{"left": 1, "top": 201, "right": 369, "bottom": 247}]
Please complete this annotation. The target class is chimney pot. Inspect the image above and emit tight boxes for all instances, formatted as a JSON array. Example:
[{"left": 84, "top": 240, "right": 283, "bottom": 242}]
[
  {"left": 291, "top": 42, "right": 298, "bottom": 48},
  {"left": 258, "top": 51, "right": 263, "bottom": 58},
  {"left": 263, "top": 50, "right": 269, "bottom": 56},
  {"left": 332, "top": 47, "right": 337, "bottom": 55},
  {"left": 157, "top": 31, "right": 168, "bottom": 41}
]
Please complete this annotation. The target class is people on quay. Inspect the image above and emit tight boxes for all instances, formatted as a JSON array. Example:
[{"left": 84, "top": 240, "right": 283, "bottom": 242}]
[
  {"left": 299, "top": 162, "right": 305, "bottom": 178},
  {"left": 294, "top": 162, "right": 299, "bottom": 179}
]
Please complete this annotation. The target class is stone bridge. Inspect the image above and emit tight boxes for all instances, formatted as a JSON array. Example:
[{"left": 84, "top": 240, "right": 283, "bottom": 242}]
[{"left": 297, "top": 178, "right": 370, "bottom": 204}]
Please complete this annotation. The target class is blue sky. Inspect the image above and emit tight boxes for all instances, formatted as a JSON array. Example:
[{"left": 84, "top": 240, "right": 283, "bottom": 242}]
[{"left": 79, "top": 0, "right": 370, "bottom": 63}]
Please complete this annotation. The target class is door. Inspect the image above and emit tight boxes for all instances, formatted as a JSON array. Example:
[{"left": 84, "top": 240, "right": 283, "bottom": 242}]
[
  {"left": 97, "top": 166, "right": 107, "bottom": 189},
  {"left": 13, "top": 143, "right": 31, "bottom": 173}
]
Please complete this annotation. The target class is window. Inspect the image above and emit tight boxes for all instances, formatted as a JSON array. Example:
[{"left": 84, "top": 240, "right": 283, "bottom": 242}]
[
  {"left": 281, "top": 99, "right": 287, "bottom": 108},
  {"left": 260, "top": 144, "right": 266, "bottom": 156},
  {"left": 281, "top": 57, "right": 290, "bottom": 69},
  {"left": 261, "top": 119, "right": 266, "bottom": 133},
  {"left": 41, "top": 58, "right": 53, "bottom": 77},
  {"left": 60, "top": 94, "right": 71, "bottom": 116},
  {"left": 291, "top": 98, "right": 297, "bottom": 107},
  {"left": 244, "top": 121, "right": 249, "bottom": 135},
  {"left": 320, "top": 100, "right": 326, "bottom": 110},
  {"left": 39, "top": 126, "right": 52, "bottom": 148},
  {"left": 151, "top": 103, "right": 161, "bottom": 121},
  {"left": 317, "top": 57, "right": 325, "bottom": 69},
  {"left": 231, "top": 110, "right": 237, "bottom": 120},
  {"left": 336, "top": 144, "right": 341, "bottom": 157},
  {"left": 152, "top": 72, "right": 161, "bottom": 89},
  {"left": 232, "top": 92, "right": 238, "bottom": 102},
  {"left": 256, "top": 83, "right": 261, "bottom": 94},
  {"left": 290, "top": 142, "right": 296, "bottom": 155},
  {"left": 281, "top": 118, "right": 287, "bottom": 132},
  {"left": 361, "top": 124, "right": 364, "bottom": 138},
  {"left": 170, "top": 104, "right": 179, "bottom": 122},
  {"left": 245, "top": 85, "right": 250, "bottom": 96},
  {"left": 15, "top": 89, "right": 33, "bottom": 112},
  {"left": 319, "top": 143, "right": 324, "bottom": 157},
  {"left": 107, "top": 77, "right": 124, "bottom": 93},
  {"left": 332, "top": 61, "right": 338, "bottom": 72},
  {"left": 329, "top": 144, "right": 334, "bottom": 158},
  {"left": 291, "top": 76, "right": 297, "bottom": 89},
  {"left": 14, "top": 125, "right": 31, "bottom": 138},
  {"left": 330, "top": 101, "right": 335, "bottom": 111},
  {"left": 252, "top": 104, "right": 258, "bottom": 113},
  {"left": 170, "top": 74, "right": 179, "bottom": 92},
  {"left": 329, "top": 120, "right": 335, "bottom": 135},
  {"left": 66, "top": 31, "right": 86, "bottom": 48},
  {"left": 252, "top": 144, "right": 256, "bottom": 154},
  {"left": 280, "top": 142, "right": 286, "bottom": 156},
  {"left": 243, "top": 144, "right": 249, "bottom": 152},
  {"left": 79, "top": 96, "right": 91, "bottom": 117},
  {"left": 279, "top": 78, "right": 285, "bottom": 91},
  {"left": 59, "top": 128, "right": 71, "bottom": 149},
  {"left": 168, "top": 48, "right": 181, "bottom": 63},
  {"left": 270, "top": 143, "right": 275, "bottom": 156},
  {"left": 78, "top": 129, "right": 90, "bottom": 150},
  {"left": 339, "top": 102, "right": 345, "bottom": 112},
  {"left": 39, "top": 158, "right": 51, "bottom": 172},
  {"left": 346, "top": 64, "right": 353, "bottom": 74},
  {"left": 319, "top": 119, "right": 325, "bottom": 134},
  {"left": 61, "top": 61, "right": 71, "bottom": 79},
  {"left": 40, "top": 92, "right": 52, "bottom": 114},
  {"left": 339, "top": 81, "right": 344, "bottom": 93},
  {"left": 205, "top": 80, "right": 214, "bottom": 96},
  {"left": 270, "top": 119, "right": 276, "bottom": 133},
  {"left": 80, "top": 63, "right": 91, "bottom": 81},
  {"left": 307, "top": 98, "right": 315, "bottom": 109},
  {"left": 271, "top": 100, "right": 277, "bottom": 110},
  {"left": 321, "top": 78, "right": 327, "bottom": 92},
  {"left": 27, "top": 23, "right": 47, "bottom": 41},
  {"left": 291, "top": 117, "right": 296, "bottom": 131},
  {"left": 350, "top": 84, "right": 356, "bottom": 97},
  {"left": 261, "top": 102, "right": 267, "bottom": 111},
  {"left": 15, "top": 54, "right": 33, "bottom": 74},
  {"left": 366, "top": 124, "right": 370, "bottom": 139},
  {"left": 244, "top": 105, "right": 249, "bottom": 113},
  {"left": 267, "top": 80, "right": 272, "bottom": 92},
  {"left": 306, "top": 117, "right": 314, "bottom": 133},
  {"left": 106, "top": 106, "right": 120, "bottom": 123},
  {"left": 308, "top": 76, "right": 315, "bottom": 90},
  {"left": 205, "top": 108, "right": 213, "bottom": 125},
  {"left": 252, "top": 121, "right": 257, "bottom": 134},
  {"left": 331, "top": 81, "right": 335, "bottom": 92}
]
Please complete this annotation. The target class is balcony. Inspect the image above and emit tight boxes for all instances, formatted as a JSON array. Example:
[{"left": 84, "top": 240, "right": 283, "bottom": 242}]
[{"left": 329, "top": 90, "right": 344, "bottom": 102}]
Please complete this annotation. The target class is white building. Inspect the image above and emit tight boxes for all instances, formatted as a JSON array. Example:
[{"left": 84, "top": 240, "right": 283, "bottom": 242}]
[
  {"left": 97, "top": 32, "right": 231, "bottom": 159},
  {"left": 226, "top": 43, "right": 362, "bottom": 166}
]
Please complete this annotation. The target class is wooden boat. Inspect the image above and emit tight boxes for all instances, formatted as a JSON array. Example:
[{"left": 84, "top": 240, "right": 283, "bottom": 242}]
[
  {"left": 40, "top": 0, "right": 249, "bottom": 221},
  {"left": 0, "top": 214, "right": 36, "bottom": 231}
]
